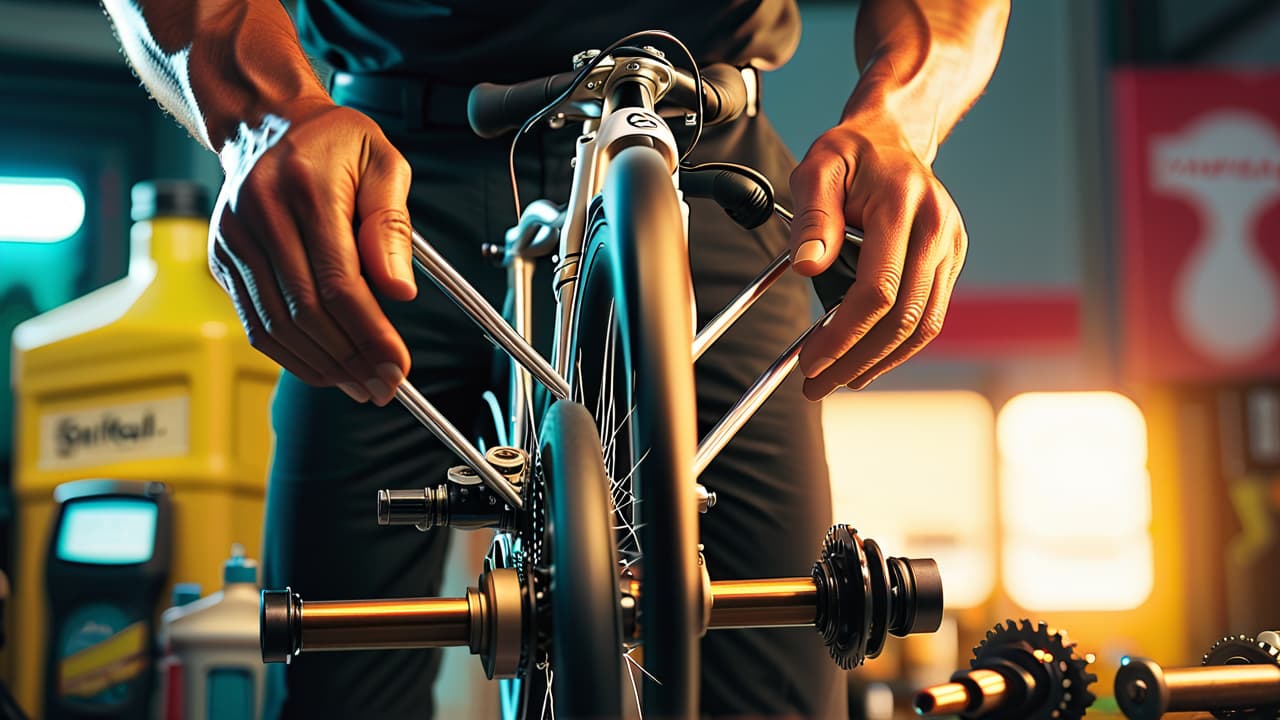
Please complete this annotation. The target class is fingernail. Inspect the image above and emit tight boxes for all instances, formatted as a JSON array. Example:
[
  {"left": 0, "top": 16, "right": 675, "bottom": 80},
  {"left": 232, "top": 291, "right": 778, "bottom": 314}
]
[
  {"left": 364, "top": 377, "right": 391, "bottom": 402},
  {"left": 389, "top": 253, "right": 415, "bottom": 286},
  {"left": 338, "top": 382, "right": 371, "bottom": 403},
  {"left": 794, "top": 239, "right": 825, "bottom": 265},
  {"left": 365, "top": 363, "right": 404, "bottom": 403},
  {"left": 801, "top": 355, "right": 837, "bottom": 378}
]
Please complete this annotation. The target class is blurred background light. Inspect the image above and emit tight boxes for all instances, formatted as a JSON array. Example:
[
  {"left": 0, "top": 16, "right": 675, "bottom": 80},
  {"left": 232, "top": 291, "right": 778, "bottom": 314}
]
[
  {"left": 0, "top": 177, "right": 85, "bottom": 243},
  {"left": 823, "top": 390, "right": 997, "bottom": 610},
  {"left": 998, "top": 391, "right": 1154, "bottom": 611}
]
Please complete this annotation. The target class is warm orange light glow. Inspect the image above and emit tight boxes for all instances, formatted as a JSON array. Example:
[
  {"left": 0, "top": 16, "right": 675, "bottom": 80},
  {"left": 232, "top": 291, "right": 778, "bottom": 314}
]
[
  {"left": 823, "top": 390, "right": 996, "bottom": 609},
  {"left": 997, "top": 392, "right": 1153, "bottom": 611}
]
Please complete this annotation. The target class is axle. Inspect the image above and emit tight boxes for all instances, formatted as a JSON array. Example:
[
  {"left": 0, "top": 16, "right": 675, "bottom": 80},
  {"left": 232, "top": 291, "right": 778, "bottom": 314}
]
[
  {"left": 263, "top": 575, "right": 824, "bottom": 662},
  {"left": 261, "top": 525, "right": 943, "bottom": 676},
  {"left": 1115, "top": 657, "right": 1280, "bottom": 719}
]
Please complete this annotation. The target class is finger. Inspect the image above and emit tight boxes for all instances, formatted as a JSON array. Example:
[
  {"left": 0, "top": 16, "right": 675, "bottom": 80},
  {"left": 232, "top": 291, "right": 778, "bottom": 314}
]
[
  {"left": 239, "top": 180, "right": 386, "bottom": 399},
  {"left": 803, "top": 194, "right": 948, "bottom": 397},
  {"left": 306, "top": 182, "right": 412, "bottom": 406},
  {"left": 218, "top": 215, "right": 370, "bottom": 400},
  {"left": 797, "top": 185, "right": 919, "bottom": 379},
  {"left": 800, "top": 252, "right": 935, "bottom": 401},
  {"left": 356, "top": 147, "right": 417, "bottom": 302},
  {"left": 848, "top": 219, "right": 967, "bottom": 389},
  {"left": 209, "top": 238, "right": 332, "bottom": 390},
  {"left": 846, "top": 256, "right": 960, "bottom": 391},
  {"left": 788, "top": 151, "right": 850, "bottom": 276}
]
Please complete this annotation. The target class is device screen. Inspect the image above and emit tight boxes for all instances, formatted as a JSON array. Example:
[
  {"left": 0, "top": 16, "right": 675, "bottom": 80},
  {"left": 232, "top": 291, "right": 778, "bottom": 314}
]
[{"left": 56, "top": 498, "right": 158, "bottom": 565}]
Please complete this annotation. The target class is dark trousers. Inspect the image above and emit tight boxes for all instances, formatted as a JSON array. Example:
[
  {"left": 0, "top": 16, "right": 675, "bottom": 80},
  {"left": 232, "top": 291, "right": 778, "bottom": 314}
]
[{"left": 262, "top": 87, "right": 847, "bottom": 719}]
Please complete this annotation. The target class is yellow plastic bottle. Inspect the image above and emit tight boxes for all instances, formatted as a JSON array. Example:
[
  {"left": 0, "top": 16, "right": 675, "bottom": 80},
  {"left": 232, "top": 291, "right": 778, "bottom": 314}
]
[{"left": 8, "top": 180, "right": 278, "bottom": 716}]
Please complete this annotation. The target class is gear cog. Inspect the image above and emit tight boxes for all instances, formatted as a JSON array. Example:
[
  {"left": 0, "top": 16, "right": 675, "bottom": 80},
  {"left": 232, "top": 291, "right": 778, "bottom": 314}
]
[
  {"left": 1201, "top": 634, "right": 1280, "bottom": 720},
  {"left": 969, "top": 619, "right": 1098, "bottom": 720}
]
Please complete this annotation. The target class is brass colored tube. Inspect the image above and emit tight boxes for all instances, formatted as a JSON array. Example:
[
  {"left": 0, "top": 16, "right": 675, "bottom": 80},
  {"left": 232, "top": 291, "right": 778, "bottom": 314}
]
[
  {"left": 914, "top": 669, "right": 1010, "bottom": 716},
  {"left": 707, "top": 577, "right": 817, "bottom": 629},
  {"left": 913, "top": 682, "right": 971, "bottom": 715},
  {"left": 1162, "top": 665, "right": 1280, "bottom": 712},
  {"left": 300, "top": 597, "right": 473, "bottom": 652}
]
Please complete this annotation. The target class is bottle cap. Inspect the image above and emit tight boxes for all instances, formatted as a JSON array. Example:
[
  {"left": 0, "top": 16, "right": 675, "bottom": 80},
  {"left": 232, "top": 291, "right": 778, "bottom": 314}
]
[
  {"left": 223, "top": 543, "right": 258, "bottom": 585},
  {"left": 131, "top": 180, "right": 210, "bottom": 222},
  {"left": 171, "top": 583, "right": 202, "bottom": 607}
]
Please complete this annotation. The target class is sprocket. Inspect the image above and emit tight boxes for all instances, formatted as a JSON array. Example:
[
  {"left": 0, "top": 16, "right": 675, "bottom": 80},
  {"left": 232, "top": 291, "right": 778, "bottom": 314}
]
[
  {"left": 970, "top": 618, "right": 1098, "bottom": 720},
  {"left": 1201, "top": 634, "right": 1280, "bottom": 720}
]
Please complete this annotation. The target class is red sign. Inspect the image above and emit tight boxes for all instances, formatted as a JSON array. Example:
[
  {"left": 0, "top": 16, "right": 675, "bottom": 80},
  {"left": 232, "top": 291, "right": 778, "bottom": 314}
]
[{"left": 1116, "top": 70, "right": 1280, "bottom": 383}]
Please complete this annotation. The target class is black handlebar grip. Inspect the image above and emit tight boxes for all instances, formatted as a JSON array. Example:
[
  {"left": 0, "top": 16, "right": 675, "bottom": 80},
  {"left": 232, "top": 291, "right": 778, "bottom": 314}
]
[
  {"left": 670, "top": 63, "right": 749, "bottom": 127},
  {"left": 467, "top": 71, "right": 579, "bottom": 139}
]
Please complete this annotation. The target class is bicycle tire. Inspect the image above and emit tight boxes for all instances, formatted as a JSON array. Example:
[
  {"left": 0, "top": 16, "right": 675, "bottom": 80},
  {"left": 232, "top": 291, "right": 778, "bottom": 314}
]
[
  {"left": 536, "top": 400, "right": 625, "bottom": 719},
  {"left": 569, "top": 145, "right": 701, "bottom": 717}
]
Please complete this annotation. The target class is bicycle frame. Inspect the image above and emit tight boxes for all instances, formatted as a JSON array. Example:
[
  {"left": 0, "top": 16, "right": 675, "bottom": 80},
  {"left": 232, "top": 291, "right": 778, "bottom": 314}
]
[
  {"left": 257, "top": 47, "right": 948, "bottom": 711},
  {"left": 395, "top": 54, "right": 860, "bottom": 502}
]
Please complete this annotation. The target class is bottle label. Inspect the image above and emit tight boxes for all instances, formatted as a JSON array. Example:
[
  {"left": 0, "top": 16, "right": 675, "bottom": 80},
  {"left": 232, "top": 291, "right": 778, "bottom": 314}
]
[{"left": 39, "top": 395, "right": 190, "bottom": 470}]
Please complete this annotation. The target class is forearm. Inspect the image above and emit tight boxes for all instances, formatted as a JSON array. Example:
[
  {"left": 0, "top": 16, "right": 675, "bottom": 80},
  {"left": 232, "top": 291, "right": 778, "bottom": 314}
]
[
  {"left": 847, "top": 0, "right": 1010, "bottom": 164},
  {"left": 101, "top": 0, "right": 330, "bottom": 152}
]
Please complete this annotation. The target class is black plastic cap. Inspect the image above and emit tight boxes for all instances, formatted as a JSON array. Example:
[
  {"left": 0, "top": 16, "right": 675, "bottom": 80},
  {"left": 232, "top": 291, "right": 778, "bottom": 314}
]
[
  {"left": 903, "top": 558, "right": 944, "bottom": 634},
  {"left": 131, "top": 179, "right": 210, "bottom": 222},
  {"left": 1114, "top": 657, "right": 1170, "bottom": 720},
  {"left": 261, "top": 587, "right": 301, "bottom": 664}
]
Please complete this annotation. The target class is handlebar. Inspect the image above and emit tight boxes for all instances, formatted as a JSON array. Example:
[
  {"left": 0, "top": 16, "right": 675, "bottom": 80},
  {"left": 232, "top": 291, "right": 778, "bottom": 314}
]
[{"left": 467, "top": 62, "right": 749, "bottom": 139}]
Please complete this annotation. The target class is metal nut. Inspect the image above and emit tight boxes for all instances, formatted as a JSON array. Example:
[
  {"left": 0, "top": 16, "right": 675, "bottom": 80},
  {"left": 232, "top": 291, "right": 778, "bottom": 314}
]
[{"left": 448, "top": 465, "right": 482, "bottom": 485}]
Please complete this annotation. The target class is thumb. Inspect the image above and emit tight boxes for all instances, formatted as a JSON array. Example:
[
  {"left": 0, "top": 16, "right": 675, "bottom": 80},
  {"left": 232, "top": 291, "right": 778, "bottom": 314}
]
[
  {"left": 355, "top": 150, "right": 417, "bottom": 302},
  {"left": 787, "top": 154, "right": 848, "bottom": 277}
]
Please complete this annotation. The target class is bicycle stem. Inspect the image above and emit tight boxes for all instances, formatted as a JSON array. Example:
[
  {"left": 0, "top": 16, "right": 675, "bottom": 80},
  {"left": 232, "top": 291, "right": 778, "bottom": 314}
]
[{"left": 410, "top": 230, "right": 571, "bottom": 401}]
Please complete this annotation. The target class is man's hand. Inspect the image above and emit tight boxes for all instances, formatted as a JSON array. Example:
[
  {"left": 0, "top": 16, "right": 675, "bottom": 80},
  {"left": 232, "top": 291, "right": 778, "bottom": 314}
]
[
  {"left": 788, "top": 119, "right": 967, "bottom": 401},
  {"left": 787, "top": 0, "right": 1008, "bottom": 401},
  {"left": 209, "top": 103, "right": 417, "bottom": 405}
]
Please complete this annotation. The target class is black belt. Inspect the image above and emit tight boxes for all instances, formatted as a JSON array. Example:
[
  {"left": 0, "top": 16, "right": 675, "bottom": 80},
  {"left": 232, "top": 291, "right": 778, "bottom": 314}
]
[{"left": 329, "top": 66, "right": 762, "bottom": 133}]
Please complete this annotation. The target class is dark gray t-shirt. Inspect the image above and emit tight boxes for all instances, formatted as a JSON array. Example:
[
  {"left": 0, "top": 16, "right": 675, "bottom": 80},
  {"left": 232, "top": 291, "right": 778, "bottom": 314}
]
[{"left": 293, "top": 1, "right": 801, "bottom": 83}]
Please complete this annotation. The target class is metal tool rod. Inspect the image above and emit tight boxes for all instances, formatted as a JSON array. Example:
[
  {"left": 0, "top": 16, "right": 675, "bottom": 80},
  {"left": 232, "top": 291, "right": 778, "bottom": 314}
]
[
  {"left": 773, "top": 206, "right": 865, "bottom": 248},
  {"left": 394, "top": 382, "right": 524, "bottom": 509},
  {"left": 693, "top": 251, "right": 790, "bottom": 361},
  {"left": 411, "top": 230, "right": 570, "bottom": 400},
  {"left": 693, "top": 307, "right": 837, "bottom": 477},
  {"left": 706, "top": 577, "right": 816, "bottom": 629}
]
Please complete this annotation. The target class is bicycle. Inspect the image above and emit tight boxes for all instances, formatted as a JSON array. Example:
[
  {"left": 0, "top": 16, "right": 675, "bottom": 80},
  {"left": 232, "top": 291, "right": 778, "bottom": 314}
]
[{"left": 260, "top": 30, "right": 945, "bottom": 719}]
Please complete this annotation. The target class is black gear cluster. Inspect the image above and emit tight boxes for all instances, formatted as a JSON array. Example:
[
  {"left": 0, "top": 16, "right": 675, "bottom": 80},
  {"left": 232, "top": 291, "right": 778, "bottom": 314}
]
[
  {"left": 1201, "top": 635, "right": 1280, "bottom": 720},
  {"left": 966, "top": 619, "right": 1098, "bottom": 720},
  {"left": 810, "top": 524, "right": 943, "bottom": 669}
]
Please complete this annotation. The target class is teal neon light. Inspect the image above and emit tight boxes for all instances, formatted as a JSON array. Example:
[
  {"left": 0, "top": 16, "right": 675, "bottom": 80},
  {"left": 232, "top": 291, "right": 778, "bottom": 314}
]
[{"left": 0, "top": 176, "right": 85, "bottom": 243}]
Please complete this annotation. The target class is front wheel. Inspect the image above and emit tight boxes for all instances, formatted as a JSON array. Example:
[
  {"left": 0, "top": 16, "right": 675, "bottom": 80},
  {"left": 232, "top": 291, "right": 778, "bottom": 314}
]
[{"left": 570, "top": 145, "right": 702, "bottom": 717}]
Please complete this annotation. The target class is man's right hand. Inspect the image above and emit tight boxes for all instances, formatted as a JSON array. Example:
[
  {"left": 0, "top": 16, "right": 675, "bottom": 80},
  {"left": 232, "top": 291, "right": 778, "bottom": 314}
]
[{"left": 208, "top": 103, "right": 417, "bottom": 405}]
